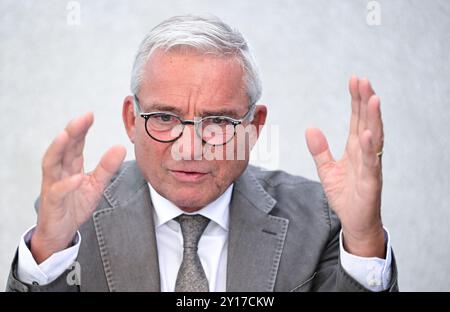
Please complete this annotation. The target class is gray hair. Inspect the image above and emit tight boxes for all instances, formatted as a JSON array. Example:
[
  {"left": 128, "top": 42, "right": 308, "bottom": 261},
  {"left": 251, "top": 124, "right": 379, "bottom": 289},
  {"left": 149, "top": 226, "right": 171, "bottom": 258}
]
[{"left": 130, "top": 15, "right": 262, "bottom": 106}]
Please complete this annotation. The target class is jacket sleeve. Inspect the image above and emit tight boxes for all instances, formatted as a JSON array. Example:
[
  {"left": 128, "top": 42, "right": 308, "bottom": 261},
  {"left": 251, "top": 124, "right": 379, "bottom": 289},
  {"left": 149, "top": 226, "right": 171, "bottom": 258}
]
[
  {"left": 309, "top": 200, "right": 399, "bottom": 292},
  {"left": 5, "top": 249, "right": 80, "bottom": 292}
]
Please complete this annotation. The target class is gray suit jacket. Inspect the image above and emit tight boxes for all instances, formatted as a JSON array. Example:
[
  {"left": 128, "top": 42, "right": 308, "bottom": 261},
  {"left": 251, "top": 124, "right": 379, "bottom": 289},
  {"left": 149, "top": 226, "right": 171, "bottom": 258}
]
[{"left": 6, "top": 161, "right": 398, "bottom": 292}]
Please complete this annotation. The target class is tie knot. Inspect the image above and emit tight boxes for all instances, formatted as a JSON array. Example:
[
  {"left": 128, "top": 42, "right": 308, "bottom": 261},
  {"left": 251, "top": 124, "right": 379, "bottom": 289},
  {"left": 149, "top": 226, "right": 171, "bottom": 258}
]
[{"left": 175, "top": 214, "right": 210, "bottom": 248}]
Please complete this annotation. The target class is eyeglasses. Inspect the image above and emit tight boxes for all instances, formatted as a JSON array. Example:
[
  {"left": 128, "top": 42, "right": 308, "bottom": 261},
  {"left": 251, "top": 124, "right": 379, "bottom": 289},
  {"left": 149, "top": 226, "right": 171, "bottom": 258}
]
[{"left": 134, "top": 95, "right": 255, "bottom": 146}]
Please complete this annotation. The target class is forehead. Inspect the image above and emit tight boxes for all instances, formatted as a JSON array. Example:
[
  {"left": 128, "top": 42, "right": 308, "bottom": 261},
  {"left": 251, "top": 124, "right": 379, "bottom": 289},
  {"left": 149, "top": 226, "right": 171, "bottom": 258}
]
[{"left": 138, "top": 49, "right": 248, "bottom": 112}]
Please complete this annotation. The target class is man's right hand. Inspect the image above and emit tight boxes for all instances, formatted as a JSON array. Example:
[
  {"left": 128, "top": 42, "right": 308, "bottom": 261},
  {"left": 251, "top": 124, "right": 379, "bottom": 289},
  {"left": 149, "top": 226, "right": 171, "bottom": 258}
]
[{"left": 31, "top": 112, "right": 126, "bottom": 264}]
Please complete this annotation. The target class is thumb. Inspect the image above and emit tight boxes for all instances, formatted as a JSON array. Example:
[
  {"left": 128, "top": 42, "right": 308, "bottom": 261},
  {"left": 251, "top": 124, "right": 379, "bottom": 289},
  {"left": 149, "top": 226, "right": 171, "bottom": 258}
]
[
  {"left": 305, "top": 128, "right": 334, "bottom": 172},
  {"left": 91, "top": 145, "right": 127, "bottom": 188}
]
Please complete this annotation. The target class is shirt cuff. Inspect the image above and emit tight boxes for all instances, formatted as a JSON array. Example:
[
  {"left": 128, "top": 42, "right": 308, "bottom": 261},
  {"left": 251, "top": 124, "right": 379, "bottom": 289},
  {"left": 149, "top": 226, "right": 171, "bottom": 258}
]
[
  {"left": 339, "top": 227, "right": 392, "bottom": 292},
  {"left": 17, "top": 225, "right": 81, "bottom": 286}
]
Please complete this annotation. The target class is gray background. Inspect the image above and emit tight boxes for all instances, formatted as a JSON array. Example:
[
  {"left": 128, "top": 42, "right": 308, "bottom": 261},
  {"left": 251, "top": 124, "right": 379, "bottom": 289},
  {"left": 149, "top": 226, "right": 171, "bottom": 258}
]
[{"left": 1, "top": 0, "right": 449, "bottom": 291}]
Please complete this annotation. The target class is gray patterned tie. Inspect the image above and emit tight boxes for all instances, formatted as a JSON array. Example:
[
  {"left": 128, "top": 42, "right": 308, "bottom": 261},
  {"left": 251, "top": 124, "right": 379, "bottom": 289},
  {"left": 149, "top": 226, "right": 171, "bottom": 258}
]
[{"left": 175, "top": 214, "right": 210, "bottom": 292}]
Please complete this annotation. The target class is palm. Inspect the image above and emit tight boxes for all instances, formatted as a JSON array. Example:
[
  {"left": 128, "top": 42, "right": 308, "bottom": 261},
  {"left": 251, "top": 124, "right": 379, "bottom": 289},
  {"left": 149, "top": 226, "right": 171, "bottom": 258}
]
[
  {"left": 318, "top": 137, "right": 381, "bottom": 233},
  {"left": 57, "top": 175, "right": 105, "bottom": 229}
]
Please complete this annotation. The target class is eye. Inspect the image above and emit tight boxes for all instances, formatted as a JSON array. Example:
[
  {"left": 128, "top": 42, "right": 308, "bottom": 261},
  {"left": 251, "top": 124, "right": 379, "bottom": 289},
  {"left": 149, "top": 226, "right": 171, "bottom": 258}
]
[
  {"left": 210, "top": 117, "right": 229, "bottom": 125},
  {"left": 152, "top": 113, "right": 176, "bottom": 123}
]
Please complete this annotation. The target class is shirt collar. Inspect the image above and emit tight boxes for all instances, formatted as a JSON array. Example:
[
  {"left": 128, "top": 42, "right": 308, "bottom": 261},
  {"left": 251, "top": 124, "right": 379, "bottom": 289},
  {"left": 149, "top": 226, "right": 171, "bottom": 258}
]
[{"left": 148, "top": 183, "right": 233, "bottom": 231}]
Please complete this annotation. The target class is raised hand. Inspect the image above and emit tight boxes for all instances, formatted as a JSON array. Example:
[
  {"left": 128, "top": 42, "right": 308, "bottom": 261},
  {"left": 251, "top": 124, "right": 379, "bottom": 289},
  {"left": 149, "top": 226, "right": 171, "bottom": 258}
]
[
  {"left": 305, "top": 76, "right": 386, "bottom": 258},
  {"left": 31, "top": 112, "right": 126, "bottom": 263}
]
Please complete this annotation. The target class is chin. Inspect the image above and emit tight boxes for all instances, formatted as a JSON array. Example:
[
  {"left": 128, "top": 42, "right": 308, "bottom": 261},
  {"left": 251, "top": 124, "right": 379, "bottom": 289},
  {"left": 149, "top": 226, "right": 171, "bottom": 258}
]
[{"left": 165, "top": 187, "right": 216, "bottom": 211}]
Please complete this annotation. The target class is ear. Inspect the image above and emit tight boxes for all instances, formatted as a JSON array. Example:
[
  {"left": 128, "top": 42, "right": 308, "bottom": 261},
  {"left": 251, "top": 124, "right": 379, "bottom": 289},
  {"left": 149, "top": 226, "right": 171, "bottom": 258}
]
[
  {"left": 122, "top": 95, "right": 137, "bottom": 144},
  {"left": 251, "top": 104, "right": 267, "bottom": 138}
]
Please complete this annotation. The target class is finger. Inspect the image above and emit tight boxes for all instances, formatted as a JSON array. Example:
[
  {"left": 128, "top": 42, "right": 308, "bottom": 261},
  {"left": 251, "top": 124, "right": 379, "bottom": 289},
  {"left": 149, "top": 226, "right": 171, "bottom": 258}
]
[
  {"left": 357, "top": 78, "right": 375, "bottom": 135},
  {"left": 90, "top": 145, "right": 127, "bottom": 189},
  {"left": 65, "top": 112, "right": 94, "bottom": 141},
  {"left": 46, "top": 173, "right": 84, "bottom": 206},
  {"left": 366, "top": 95, "right": 384, "bottom": 152},
  {"left": 305, "top": 128, "right": 335, "bottom": 179},
  {"left": 42, "top": 131, "right": 70, "bottom": 189},
  {"left": 348, "top": 75, "right": 360, "bottom": 136},
  {"left": 359, "top": 129, "right": 379, "bottom": 172},
  {"left": 61, "top": 112, "right": 94, "bottom": 176}
]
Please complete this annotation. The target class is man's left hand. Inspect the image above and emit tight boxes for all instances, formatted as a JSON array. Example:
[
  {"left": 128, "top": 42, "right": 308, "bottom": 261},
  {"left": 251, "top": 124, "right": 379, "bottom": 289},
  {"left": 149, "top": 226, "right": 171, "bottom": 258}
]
[{"left": 305, "top": 76, "right": 386, "bottom": 258}]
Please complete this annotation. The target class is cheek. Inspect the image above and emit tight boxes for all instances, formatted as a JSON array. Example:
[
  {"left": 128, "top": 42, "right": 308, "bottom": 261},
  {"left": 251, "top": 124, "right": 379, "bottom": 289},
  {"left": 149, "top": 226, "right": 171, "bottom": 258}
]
[
  {"left": 134, "top": 133, "right": 170, "bottom": 174},
  {"left": 234, "top": 124, "right": 258, "bottom": 153},
  {"left": 213, "top": 158, "right": 249, "bottom": 187}
]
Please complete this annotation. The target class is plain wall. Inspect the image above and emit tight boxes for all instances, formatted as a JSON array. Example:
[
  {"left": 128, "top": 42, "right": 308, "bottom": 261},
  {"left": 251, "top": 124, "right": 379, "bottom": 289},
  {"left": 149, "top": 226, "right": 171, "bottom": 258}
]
[{"left": 1, "top": 0, "right": 449, "bottom": 291}]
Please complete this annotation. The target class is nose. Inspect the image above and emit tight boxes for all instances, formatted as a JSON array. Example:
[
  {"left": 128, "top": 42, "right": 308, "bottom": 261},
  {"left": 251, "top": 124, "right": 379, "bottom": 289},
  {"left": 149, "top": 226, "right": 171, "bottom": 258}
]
[{"left": 171, "top": 123, "right": 203, "bottom": 161}]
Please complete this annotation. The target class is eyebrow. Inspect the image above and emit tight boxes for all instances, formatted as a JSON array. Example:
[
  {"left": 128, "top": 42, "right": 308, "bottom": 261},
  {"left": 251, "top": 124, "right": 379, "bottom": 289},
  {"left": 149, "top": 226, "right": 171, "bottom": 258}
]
[
  {"left": 144, "top": 102, "right": 244, "bottom": 118},
  {"left": 201, "top": 108, "right": 242, "bottom": 118},
  {"left": 145, "top": 103, "right": 184, "bottom": 115}
]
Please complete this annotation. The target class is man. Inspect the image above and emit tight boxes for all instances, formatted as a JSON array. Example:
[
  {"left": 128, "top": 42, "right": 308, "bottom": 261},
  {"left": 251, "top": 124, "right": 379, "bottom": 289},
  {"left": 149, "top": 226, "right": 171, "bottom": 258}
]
[{"left": 6, "top": 15, "right": 397, "bottom": 292}]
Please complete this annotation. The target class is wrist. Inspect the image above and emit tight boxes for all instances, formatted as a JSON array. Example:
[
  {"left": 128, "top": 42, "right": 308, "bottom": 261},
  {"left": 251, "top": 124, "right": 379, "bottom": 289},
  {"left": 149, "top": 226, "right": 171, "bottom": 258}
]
[
  {"left": 30, "top": 228, "right": 75, "bottom": 264},
  {"left": 342, "top": 226, "right": 386, "bottom": 258}
]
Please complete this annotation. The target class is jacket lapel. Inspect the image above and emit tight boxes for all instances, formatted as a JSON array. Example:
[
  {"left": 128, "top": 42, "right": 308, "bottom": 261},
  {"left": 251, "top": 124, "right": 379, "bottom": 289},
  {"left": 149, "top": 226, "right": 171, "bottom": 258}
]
[
  {"left": 226, "top": 167, "right": 289, "bottom": 291},
  {"left": 93, "top": 162, "right": 160, "bottom": 291}
]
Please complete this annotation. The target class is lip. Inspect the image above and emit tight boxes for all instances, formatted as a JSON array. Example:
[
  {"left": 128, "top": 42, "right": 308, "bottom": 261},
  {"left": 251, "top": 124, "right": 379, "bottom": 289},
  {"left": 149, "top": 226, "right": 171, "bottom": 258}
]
[{"left": 169, "top": 170, "right": 209, "bottom": 183}]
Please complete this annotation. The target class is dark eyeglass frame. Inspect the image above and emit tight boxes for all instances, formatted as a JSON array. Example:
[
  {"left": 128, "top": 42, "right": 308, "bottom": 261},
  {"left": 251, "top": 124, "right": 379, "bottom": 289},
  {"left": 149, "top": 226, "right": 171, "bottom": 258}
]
[{"left": 133, "top": 95, "right": 256, "bottom": 146}]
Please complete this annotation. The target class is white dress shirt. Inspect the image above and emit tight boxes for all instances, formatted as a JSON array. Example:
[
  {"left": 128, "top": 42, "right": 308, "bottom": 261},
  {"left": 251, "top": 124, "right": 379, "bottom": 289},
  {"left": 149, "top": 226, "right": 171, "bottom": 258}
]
[
  {"left": 150, "top": 183, "right": 231, "bottom": 292},
  {"left": 17, "top": 183, "right": 392, "bottom": 291}
]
